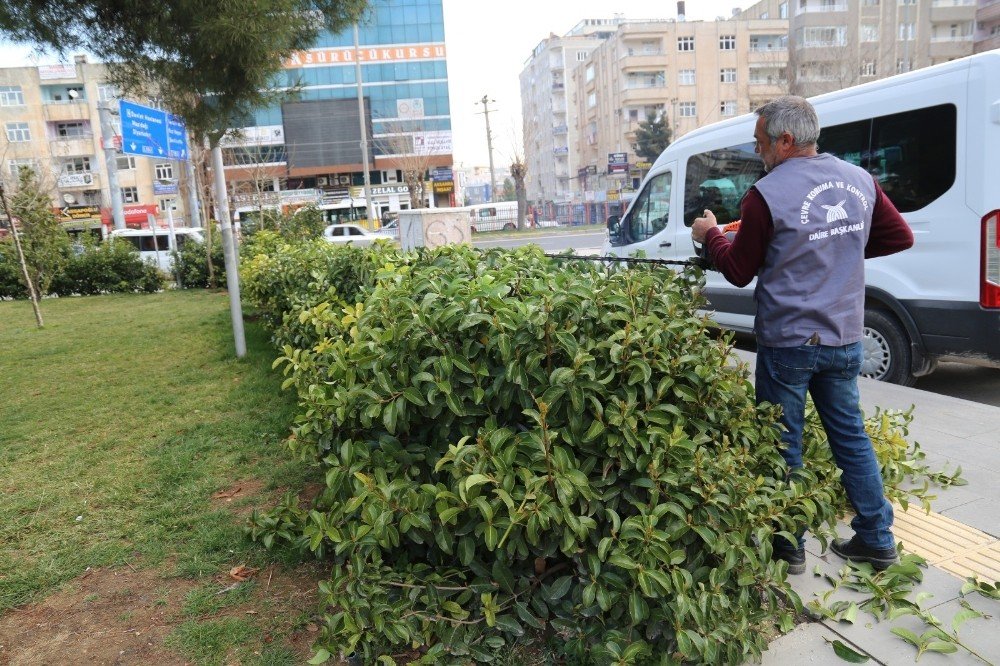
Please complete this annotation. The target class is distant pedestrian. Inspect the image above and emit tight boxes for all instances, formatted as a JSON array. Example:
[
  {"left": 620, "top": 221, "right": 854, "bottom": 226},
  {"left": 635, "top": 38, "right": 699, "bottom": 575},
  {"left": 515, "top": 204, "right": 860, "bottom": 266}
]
[{"left": 691, "top": 96, "right": 914, "bottom": 574}]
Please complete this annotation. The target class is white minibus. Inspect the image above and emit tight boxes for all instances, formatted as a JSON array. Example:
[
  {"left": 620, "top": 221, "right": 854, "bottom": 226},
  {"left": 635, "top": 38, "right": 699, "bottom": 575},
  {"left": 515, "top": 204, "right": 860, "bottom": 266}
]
[
  {"left": 468, "top": 201, "right": 518, "bottom": 233},
  {"left": 603, "top": 51, "right": 1000, "bottom": 385},
  {"left": 109, "top": 227, "right": 204, "bottom": 272}
]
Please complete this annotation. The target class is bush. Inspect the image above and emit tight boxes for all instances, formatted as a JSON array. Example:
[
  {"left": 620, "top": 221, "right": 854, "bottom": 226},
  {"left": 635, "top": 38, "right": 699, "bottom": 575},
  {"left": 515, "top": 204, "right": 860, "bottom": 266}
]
[
  {"left": 246, "top": 243, "right": 959, "bottom": 664},
  {"left": 50, "top": 238, "right": 162, "bottom": 296},
  {"left": 0, "top": 239, "right": 29, "bottom": 300},
  {"left": 172, "top": 231, "right": 225, "bottom": 289}
]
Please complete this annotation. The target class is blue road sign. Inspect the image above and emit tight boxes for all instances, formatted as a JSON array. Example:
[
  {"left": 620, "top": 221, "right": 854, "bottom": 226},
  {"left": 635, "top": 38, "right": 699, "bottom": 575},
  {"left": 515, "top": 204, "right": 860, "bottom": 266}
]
[
  {"left": 118, "top": 100, "right": 189, "bottom": 161},
  {"left": 166, "top": 113, "right": 189, "bottom": 160}
]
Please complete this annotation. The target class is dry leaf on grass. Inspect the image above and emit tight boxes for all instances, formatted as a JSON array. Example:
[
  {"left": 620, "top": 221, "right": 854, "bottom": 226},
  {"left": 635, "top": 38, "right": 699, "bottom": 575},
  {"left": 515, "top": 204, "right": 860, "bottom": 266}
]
[
  {"left": 211, "top": 486, "right": 243, "bottom": 500},
  {"left": 228, "top": 565, "right": 259, "bottom": 582}
]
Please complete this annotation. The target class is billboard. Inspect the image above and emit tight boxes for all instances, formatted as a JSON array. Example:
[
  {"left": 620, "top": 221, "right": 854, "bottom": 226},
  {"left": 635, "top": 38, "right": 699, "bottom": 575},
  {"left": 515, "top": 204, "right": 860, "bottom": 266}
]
[{"left": 282, "top": 99, "right": 375, "bottom": 169}]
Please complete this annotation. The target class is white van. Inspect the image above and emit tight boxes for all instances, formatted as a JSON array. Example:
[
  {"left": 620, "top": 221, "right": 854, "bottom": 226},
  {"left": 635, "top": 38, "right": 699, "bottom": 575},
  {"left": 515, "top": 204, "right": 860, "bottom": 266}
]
[
  {"left": 603, "top": 51, "right": 1000, "bottom": 386},
  {"left": 109, "top": 227, "right": 204, "bottom": 272},
  {"left": 468, "top": 201, "right": 518, "bottom": 233}
]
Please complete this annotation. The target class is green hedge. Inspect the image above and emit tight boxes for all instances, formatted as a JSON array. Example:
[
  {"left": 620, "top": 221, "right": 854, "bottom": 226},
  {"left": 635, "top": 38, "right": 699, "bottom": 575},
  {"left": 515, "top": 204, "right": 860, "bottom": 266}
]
[{"left": 243, "top": 241, "right": 958, "bottom": 665}]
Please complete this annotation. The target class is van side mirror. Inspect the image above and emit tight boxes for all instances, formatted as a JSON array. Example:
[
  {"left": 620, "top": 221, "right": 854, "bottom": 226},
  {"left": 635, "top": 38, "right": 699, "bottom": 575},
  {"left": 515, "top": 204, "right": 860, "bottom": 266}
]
[{"left": 607, "top": 215, "right": 622, "bottom": 245}]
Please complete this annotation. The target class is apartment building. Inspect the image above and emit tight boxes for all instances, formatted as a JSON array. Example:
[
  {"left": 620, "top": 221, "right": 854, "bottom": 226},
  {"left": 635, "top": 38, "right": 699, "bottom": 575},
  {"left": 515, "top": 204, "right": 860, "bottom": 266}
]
[
  {"left": 0, "top": 57, "right": 188, "bottom": 234},
  {"left": 753, "top": 0, "right": 978, "bottom": 98},
  {"left": 567, "top": 13, "right": 789, "bottom": 219},
  {"left": 519, "top": 19, "right": 625, "bottom": 219},
  {"left": 976, "top": 0, "right": 1000, "bottom": 51}
]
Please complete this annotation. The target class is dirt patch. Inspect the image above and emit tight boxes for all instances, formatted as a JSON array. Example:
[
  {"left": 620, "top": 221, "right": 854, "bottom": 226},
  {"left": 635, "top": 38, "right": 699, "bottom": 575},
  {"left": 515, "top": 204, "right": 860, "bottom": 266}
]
[
  {"left": 0, "top": 567, "right": 195, "bottom": 666},
  {"left": 0, "top": 561, "right": 334, "bottom": 665},
  {"left": 209, "top": 478, "right": 268, "bottom": 513}
]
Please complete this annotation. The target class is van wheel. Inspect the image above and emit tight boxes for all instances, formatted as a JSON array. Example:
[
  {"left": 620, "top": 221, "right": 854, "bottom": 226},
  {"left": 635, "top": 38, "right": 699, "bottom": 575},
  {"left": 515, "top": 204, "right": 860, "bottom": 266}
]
[
  {"left": 470, "top": 226, "right": 477, "bottom": 234},
  {"left": 861, "top": 309, "right": 916, "bottom": 386},
  {"left": 503, "top": 223, "right": 516, "bottom": 231}
]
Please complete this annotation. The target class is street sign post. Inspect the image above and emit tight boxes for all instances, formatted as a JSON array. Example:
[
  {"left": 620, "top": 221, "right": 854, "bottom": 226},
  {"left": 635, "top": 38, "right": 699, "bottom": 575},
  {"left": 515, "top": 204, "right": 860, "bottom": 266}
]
[{"left": 118, "top": 100, "right": 189, "bottom": 161}]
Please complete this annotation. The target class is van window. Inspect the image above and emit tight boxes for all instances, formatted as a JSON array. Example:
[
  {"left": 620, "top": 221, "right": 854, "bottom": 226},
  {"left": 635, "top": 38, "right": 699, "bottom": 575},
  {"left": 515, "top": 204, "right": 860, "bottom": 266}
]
[
  {"left": 684, "top": 143, "right": 764, "bottom": 227},
  {"left": 621, "top": 171, "right": 672, "bottom": 243},
  {"left": 818, "top": 104, "right": 956, "bottom": 213}
]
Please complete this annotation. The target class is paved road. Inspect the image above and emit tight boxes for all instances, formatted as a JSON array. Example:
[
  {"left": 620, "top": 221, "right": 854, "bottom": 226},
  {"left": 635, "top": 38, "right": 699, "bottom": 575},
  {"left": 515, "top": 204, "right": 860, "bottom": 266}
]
[{"left": 472, "top": 230, "right": 606, "bottom": 254}]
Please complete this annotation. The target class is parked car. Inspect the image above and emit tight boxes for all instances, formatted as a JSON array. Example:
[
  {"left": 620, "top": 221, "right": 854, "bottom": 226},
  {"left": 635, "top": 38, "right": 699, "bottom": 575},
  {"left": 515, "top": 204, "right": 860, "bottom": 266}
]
[{"left": 322, "top": 223, "right": 393, "bottom": 246}]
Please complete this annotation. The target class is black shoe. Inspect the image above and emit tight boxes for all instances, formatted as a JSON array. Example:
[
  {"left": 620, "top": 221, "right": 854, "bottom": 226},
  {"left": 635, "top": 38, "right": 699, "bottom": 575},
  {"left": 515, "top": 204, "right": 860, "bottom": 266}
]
[
  {"left": 774, "top": 546, "right": 806, "bottom": 575},
  {"left": 829, "top": 536, "right": 898, "bottom": 571}
]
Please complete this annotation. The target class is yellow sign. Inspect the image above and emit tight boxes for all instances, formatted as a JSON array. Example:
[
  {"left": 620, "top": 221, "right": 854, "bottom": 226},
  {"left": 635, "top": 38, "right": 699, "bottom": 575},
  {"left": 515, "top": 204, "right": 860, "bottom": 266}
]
[
  {"left": 285, "top": 43, "right": 447, "bottom": 68},
  {"left": 607, "top": 190, "right": 621, "bottom": 201},
  {"left": 635, "top": 161, "right": 652, "bottom": 170},
  {"left": 54, "top": 205, "right": 101, "bottom": 221},
  {"left": 432, "top": 180, "right": 454, "bottom": 194}
]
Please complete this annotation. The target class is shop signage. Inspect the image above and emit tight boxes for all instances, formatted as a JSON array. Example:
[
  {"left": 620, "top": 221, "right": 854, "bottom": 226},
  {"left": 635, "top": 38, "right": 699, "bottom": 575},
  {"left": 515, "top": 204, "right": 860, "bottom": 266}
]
[
  {"left": 635, "top": 160, "right": 653, "bottom": 170},
  {"left": 285, "top": 43, "right": 447, "bottom": 68},
  {"left": 369, "top": 185, "right": 410, "bottom": 196},
  {"left": 432, "top": 180, "right": 454, "bottom": 194},
  {"left": 38, "top": 64, "right": 76, "bottom": 80},
  {"left": 608, "top": 152, "right": 629, "bottom": 174},
  {"left": 153, "top": 181, "right": 178, "bottom": 195},
  {"left": 55, "top": 205, "right": 101, "bottom": 221},
  {"left": 57, "top": 173, "right": 94, "bottom": 188}
]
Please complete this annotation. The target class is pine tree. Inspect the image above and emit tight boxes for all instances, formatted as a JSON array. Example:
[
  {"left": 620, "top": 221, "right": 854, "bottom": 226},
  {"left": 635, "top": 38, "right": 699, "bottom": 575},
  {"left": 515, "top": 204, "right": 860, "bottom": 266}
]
[
  {"left": 10, "top": 168, "right": 70, "bottom": 298},
  {"left": 634, "top": 114, "right": 672, "bottom": 163}
]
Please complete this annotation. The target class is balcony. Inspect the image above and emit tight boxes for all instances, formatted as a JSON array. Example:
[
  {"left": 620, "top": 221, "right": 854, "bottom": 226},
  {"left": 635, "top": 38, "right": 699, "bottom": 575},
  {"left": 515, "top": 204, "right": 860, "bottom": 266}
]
[
  {"left": 975, "top": 33, "right": 1000, "bottom": 52},
  {"left": 978, "top": 0, "right": 1000, "bottom": 23},
  {"left": 48, "top": 137, "right": 96, "bottom": 156},
  {"left": 621, "top": 88, "right": 667, "bottom": 106},
  {"left": 930, "top": 5, "right": 976, "bottom": 22},
  {"left": 930, "top": 35, "right": 975, "bottom": 58},
  {"left": 552, "top": 82, "right": 565, "bottom": 91},
  {"left": 43, "top": 100, "right": 91, "bottom": 122},
  {"left": 795, "top": 3, "right": 847, "bottom": 15},
  {"left": 553, "top": 124, "right": 568, "bottom": 134},
  {"left": 620, "top": 53, "right": 666, "bottom": 70},
  {"left": 58, "top": 172, "right": 100, "bottom": 189}
]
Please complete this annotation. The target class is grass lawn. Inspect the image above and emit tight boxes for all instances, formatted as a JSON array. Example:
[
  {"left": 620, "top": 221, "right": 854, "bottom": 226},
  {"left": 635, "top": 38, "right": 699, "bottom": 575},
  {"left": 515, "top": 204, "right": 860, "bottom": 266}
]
[{"left": 0, "top": 290, "right": 322, "bottom": 665}]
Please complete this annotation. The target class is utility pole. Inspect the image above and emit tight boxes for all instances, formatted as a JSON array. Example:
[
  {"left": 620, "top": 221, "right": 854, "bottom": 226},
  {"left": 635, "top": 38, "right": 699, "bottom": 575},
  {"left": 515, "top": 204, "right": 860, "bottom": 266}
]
[
  {"left": 477, "top": 95, "right": 498, "bottom": 203},
  {"left": 354, "top": 23, "right": 375, "bottom": 224},
  {"left": 211, "top": 144, "right": 246, "bottom": 358},
  {"left": 97, "top": 102, "right": 126, "bottom": 231},
  {"left": 184, "top": 136, "right": 202, "bottom": 228}
]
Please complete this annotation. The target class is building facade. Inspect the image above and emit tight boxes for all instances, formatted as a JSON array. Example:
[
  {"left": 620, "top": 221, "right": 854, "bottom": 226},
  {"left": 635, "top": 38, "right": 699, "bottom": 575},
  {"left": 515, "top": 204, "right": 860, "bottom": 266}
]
[
  {"left": 566, "top": 14, "right": 788, "bottom": 222},
  {"left": 225, "top": 0, "right": 454, "bottom": 220},
  {"left": 519, "top": 19, "right": 625, "bottom": 220},
  {"left": 976, "top": 0, "right": 1000, "bottom": 51},
  {"left": 0, "top": 57, "right": 190, "bottom": 234}
]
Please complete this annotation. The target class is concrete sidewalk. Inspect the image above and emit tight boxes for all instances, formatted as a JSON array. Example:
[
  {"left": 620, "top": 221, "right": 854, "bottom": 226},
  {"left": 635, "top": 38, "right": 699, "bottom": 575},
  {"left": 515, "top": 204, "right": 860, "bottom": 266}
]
[{"left": 727, "top": 350, "right": 1000, "bottom": 665}]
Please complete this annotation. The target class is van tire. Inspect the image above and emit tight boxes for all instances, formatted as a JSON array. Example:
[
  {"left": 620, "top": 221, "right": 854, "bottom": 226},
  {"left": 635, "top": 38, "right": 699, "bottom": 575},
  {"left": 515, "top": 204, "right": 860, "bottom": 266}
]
[
  {"left": 503, "top": 223, "right": 516, "bottom": 231},
  {"left": 861, "top": 309, "right": 916, "bottom": 386}
]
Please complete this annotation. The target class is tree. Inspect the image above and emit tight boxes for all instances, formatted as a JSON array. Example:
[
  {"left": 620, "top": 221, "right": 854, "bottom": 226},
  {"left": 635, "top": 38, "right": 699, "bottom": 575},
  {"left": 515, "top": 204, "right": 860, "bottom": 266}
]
[
  {"left": 634, "top": 114, "right": 672, "bottom": 163},
  {"left": 510, "top": 159, "right": 527, "bottom": 231},
  {"left": 501, "top": 178, "right": 516, "bottom": 202},
  {"left": 8, "top": 167, "right": 71, "bottom": 299},
  {"left": 0, "top": 1, "right": 367, "bottom": 147},
  {"left": 374, "top": 121, "right": 438, "bottom": 210}
]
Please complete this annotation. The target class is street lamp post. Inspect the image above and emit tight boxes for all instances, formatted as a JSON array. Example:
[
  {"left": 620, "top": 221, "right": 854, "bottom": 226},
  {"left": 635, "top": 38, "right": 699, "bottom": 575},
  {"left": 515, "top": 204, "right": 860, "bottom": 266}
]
[{"left": 476, "top": 95, "right": 498, "bottom": 203}]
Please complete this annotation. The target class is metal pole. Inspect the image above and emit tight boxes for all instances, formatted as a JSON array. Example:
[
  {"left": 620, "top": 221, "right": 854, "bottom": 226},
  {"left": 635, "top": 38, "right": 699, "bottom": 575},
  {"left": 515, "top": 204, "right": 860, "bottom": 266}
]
[
  {"left": 211, "top": 144, "right": 246, "bottom": 358},
  {"left": 184, "top": 139, "right": 202, "bottom": 228},
  {"left": 98, "top": 103, "right": 126, "bottom": 231},
  {"left": 354, "top": 23, "right": 375, "bottom": 225},
  {"left": 479, "top": 95, "right": 498, "bottom": 203}
]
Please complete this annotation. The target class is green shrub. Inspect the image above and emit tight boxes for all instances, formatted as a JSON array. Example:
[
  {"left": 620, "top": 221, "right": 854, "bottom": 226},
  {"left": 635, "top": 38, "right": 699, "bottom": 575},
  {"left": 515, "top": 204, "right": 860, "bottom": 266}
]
[
  {"left": 172, "top": 231, "right": 225, "bottom": 289},
  {"left": 50, "top": 238, "right": 162, "bottom": 296},
  {"left": 247, "top": 243, "right": 958, "bottom": 664},
  {"left": 0, "top": 239, "right": 29, "bottom": 300}
]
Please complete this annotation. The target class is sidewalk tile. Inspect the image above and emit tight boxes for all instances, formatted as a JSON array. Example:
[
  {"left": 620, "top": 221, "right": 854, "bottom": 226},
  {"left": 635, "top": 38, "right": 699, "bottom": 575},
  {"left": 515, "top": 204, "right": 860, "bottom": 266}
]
[
  {"left": 758, "top": 623, "right": 868, "bottom": 665},
  {"left": 940, "top": 499, "right": 1000, "bottom": 539}
]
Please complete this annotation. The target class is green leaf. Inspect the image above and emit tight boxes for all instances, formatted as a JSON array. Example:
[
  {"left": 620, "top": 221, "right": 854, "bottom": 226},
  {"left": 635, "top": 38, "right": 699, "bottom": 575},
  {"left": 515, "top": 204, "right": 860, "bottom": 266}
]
[
  {"left": 307, "top": 649, "right": 331, "bottom": 665},
  {"left": 890, "top": 627, "right": 921, "bottom": 646},
  {"left": 458, "top": 536, "right": 475, "bottom": 566},
  {"left": 923, "top": 641, "right": 958, "bottom": 654},
  {"left": 494, "top": 614, "right": 525, "bottom": 637},
  {"left": 548, "top": 575, "right": 573, "bottom": 600},
  {"left": 492, "top": 560, "right": 515, "bottom": 594},
  {"left": 951, "top": 607, "right": 983, "bottom": 632},
  {"left": 830, "top": 640, "right": 870, "bottom": 663}
]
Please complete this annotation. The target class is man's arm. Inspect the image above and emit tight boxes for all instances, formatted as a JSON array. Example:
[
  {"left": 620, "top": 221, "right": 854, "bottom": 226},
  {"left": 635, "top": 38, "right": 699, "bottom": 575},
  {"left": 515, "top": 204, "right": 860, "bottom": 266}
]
[
  {"left": 699, "top": 188, "right": 773, "bottom": 287},
  {"left": 866, "top": 179, "right": 914, "bottom": 258}
]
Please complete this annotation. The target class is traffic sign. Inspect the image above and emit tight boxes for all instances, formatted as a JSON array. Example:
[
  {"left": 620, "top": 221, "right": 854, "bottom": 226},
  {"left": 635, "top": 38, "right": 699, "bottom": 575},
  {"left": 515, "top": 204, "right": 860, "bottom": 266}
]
[
  {"left": 118, "top": 100, "right": 189, "bottom": 161},
  {"left": 166, "top": 113, "right": 189, "bottom": 160}
]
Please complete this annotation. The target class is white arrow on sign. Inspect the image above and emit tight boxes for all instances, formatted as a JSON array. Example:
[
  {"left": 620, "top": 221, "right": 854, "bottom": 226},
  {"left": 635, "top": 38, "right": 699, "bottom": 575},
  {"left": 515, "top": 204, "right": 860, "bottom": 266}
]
[{"left": 130, "top": 142, "right": 137, "bottom": 150}]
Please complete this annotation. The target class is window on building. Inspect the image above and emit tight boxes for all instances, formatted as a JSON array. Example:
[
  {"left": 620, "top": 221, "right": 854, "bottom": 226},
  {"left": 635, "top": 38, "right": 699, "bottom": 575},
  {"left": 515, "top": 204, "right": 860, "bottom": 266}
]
[
  {"left": 861, "top": 24, "right": 879, "bottom": 41},
  {"left": 861, "top": 61, "right": 877, "bottom": 77},
  {"left": 576, "top": 51, "right": 588, "bottom": 62},
  {"left": 587, "top": 92, "right": 596, "bottom": 108},
  {"left": 900, "top": 0, "right": 915, "bottom": 5},
  {"left": 897, "top": 58, "right": 911, "bottom": 73},
  {"left": 862, "top": 0, "right": 880, "bottom": 5},
  {"left": 899, "top": 23, "right": 915, "bottom": 40},
  {"left": 720, "top": 101, "right": 738, "bottom": 116},
  {"left": 97, "top": 84, "right": 119, "bottom": 101},
  {"left": 154, "top": 162, "right": 174, "bottom": 180},
  {"left": 585, "top": 64, "right": 594, "bottom": 83},
  {"left": 117, "top": 155, "right": 136, "bottom": 170},
  {"left": 679, "top": 69, "right": 696, "bottom": 85},
  {"left": 63, "top": 157, "right": 91, "bottom": 173},
  {"left": 779, "top": 2, "right": 788, "bottom": 18},
  {"left": 629, "top": 108, "right": 640, "bottom": 121},
  {"left": 158, "top": 197, "right": 178, "bottom": 212},
  {"left": 0, "top": 85, "right": 24, "bottom": 106},
  {"left": 121, "top": 186, "right": 139, "bottom": 204},
  {"left": 8, "top": 158, "right": 35, "bottom": 177},
  {"left": 801, "top": 26, "right": 847, "bottom": 47},
  {"left": 720, "top": 68, "right": 737, "bottom": 83},
  {"left": 56, "top": 121, "right": 88, "bottom": 138},
  {"left": 677, "top": 36, "right": 695, "bottom": 51},
  {"left": 679, "top": 102, "right": 697, "bottom": 117},
  {"left": 719, "top": 35, "right": 736, "bottom": 50},
  {"left": 6, "top": 122, "right": 30, "bottom": 142},
  {"left": 761, "top": 11, "right": 770, "bottom": 19}
]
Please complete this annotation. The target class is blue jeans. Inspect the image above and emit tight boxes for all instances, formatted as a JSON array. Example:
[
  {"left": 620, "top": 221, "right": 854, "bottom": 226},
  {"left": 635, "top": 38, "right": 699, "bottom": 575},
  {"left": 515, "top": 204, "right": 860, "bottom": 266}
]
[{"left": 756, "top": 341, "right": 895, "bottom": 551}]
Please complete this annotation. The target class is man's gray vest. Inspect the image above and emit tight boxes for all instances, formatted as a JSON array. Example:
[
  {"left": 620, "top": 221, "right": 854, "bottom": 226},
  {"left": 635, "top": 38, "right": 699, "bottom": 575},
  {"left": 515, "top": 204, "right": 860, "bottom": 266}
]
[{"left": 752, "top": 153, "right": 876, "bottom": 347}]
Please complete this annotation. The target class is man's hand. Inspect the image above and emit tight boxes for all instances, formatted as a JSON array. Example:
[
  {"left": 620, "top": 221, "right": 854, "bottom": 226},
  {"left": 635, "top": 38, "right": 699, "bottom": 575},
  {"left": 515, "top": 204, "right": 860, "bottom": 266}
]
[{"left": 691, "top": 209, "right": 718, "bottom": 243}]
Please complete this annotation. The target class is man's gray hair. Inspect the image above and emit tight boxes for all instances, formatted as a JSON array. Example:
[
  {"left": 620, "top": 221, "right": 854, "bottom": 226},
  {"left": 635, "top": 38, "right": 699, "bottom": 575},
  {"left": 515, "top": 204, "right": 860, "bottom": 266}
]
[{"left": 755, "top": 96, "right": 820, "bottom": 147}]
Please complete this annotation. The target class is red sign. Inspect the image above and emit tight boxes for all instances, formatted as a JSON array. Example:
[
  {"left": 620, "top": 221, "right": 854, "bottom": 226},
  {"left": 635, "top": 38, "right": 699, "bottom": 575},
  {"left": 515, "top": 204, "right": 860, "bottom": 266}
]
[{"left": 101, "top": 204, "right": 160, "bottom": 229}]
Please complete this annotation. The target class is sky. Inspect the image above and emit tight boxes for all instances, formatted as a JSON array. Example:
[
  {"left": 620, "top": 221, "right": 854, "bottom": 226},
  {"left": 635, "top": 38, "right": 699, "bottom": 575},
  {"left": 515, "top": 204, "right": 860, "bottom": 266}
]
[{"left": 0, "top": 0, "right": 757, "bottom": 168}]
